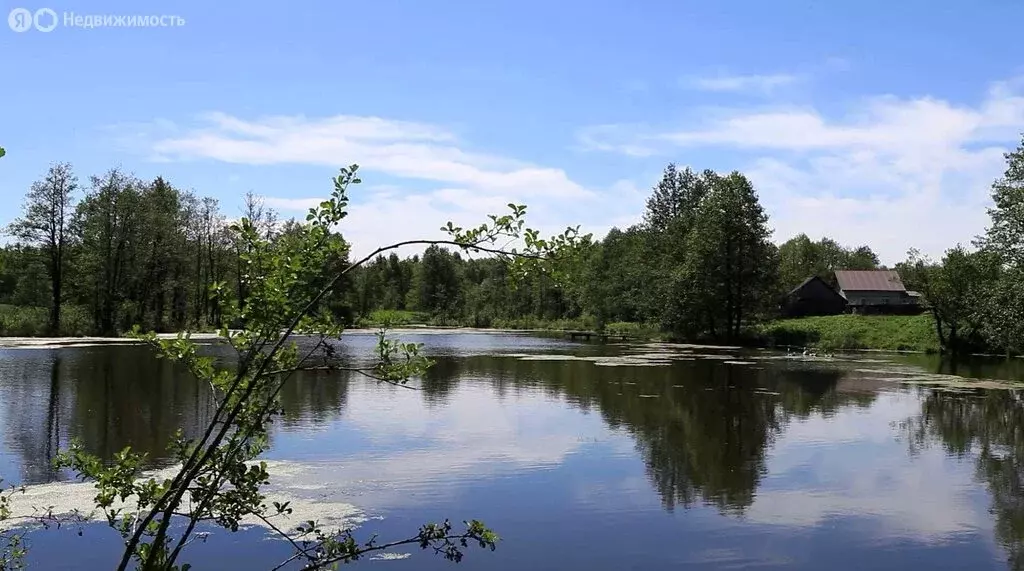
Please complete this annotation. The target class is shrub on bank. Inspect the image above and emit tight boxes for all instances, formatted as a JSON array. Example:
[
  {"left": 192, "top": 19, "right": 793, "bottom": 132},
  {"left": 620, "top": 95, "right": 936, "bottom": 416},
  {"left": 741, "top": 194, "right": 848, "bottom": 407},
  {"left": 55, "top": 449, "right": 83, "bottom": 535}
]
[
  {"left": 0, "top": 304, "right": 92, "bottom": 337},
  {"left": 604, "top": 321, "right": 661, "bottom": 339},
  {"left": 354, "top": 309, "right": 431, "bottom": 328}
]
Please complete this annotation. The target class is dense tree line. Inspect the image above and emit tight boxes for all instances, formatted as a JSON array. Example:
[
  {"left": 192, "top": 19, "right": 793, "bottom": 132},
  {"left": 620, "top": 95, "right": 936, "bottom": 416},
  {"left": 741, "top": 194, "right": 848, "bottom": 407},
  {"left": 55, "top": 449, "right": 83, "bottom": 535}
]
[
  {"left": 2, "top": 166, "right": 261, "bottom": 335},
  {"left": 2, "top": 136, "right": 1023, "bottom": 352},
  {"left": 0, "top": 157, "right": 871, "bottom": 341}
]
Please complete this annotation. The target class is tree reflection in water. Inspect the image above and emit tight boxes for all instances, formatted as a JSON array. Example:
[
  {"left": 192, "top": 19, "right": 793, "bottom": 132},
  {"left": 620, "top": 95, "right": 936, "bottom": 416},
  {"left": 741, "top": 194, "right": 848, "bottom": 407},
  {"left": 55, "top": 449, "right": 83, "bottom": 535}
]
[{"left": 906, "top": 386, "right": 1024, "bottom": 570}]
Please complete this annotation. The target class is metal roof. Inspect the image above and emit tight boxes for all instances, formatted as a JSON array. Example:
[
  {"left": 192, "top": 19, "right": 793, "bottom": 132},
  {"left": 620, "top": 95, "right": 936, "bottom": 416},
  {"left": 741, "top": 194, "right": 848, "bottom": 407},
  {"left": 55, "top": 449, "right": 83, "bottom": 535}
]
[{"left": 834, "top": 270, "right": 907, "bottom": 292}]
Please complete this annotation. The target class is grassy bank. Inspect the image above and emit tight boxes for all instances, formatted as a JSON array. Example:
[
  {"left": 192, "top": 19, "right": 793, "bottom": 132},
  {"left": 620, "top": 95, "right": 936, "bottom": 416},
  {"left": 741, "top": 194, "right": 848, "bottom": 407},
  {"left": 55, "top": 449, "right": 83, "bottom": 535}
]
[
  {"left": 0, "top": 304, "right": 92, "bottom": 337},
  {"left": 353, "top": 310, "right": 662, "bottom": 340},
  {"left": 1, "top": 303, "right": 662, "bottom": 341},
  {"left": 3, "top": 302, "right": 937, "bottom": 353},
  {"left": 756, "top": 314, "right": 939, "bottom": 353},
  {"left": 489, "top": 318, "right": 662, "bottom": 340},
  {"left": 353, "top": 309, "right": 433, "bottom": 328}
]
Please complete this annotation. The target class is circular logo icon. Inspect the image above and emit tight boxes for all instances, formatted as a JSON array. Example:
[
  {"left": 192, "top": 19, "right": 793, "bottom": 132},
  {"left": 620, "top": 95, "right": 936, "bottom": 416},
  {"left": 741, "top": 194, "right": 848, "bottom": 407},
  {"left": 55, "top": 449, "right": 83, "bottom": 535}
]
[
  {"left": 8, "top": 7, "right": 33, "bottom": 32},
  {"left": 33, "top": 7, "right": 57, "bottom": 32}
]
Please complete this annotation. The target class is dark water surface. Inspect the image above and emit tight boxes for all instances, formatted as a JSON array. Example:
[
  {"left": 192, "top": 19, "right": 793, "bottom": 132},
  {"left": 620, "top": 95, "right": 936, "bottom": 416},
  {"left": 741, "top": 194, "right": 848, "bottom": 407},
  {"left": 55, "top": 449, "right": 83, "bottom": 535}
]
[{"left": 3, "top": 331, "right": 1024, "bottom": 570}]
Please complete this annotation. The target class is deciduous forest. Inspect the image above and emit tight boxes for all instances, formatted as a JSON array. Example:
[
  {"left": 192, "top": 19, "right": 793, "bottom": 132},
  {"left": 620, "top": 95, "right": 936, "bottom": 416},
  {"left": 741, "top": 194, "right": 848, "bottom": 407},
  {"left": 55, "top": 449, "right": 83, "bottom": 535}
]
[{"left": 2, "top": 136, "right": 1023, "bottom": 354}]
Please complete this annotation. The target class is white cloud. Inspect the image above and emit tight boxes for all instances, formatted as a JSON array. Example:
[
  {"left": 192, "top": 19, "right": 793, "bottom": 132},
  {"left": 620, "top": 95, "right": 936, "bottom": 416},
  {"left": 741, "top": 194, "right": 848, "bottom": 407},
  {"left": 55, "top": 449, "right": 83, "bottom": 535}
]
[
  {"left": 684, "top": 73, "right": 801, "bottom": 94},
  {"left": 580, "top": 78, "right": 1024, "bottom": 264},
  {"left": 150, "top": 112, "right": 591, "bottom": 200},
  {"left": 264, "top": 187, "right": 586, "bottom": 260},
  {"left": 140, "top": 112, "right": 627, "bottom": 257},
  {"left": 576, "top": 124, "right": 661, "bottom": 157}
]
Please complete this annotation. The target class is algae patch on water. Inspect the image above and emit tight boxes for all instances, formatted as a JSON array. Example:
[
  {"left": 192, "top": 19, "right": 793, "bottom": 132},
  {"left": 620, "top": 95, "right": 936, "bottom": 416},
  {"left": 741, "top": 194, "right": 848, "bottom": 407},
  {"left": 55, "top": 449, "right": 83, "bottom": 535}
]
[
  {"left": 0, "top": 460, "right": 366, "bottom": 536},
  {"left": 896, "top": 376, "right": 1024, "bottom": 391},
  {"left": 497, "top": 343, "right": 756, "bottom": 367},
  {"left": 499, "top": 352, "right": 678, "bottom": 367}
]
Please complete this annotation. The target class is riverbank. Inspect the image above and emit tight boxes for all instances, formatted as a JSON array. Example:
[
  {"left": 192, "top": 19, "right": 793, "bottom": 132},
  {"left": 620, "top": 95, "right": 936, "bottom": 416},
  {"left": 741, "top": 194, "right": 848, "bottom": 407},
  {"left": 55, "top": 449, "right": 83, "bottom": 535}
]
[
  {"left": 354, "top": 310, "right": 664, "bottom": 340},
  {"left": 0, "top": 304, "right": 942, "bottom": 354},
  {"left": 754, "top": 314, "right": 940, "bottom": 353}
]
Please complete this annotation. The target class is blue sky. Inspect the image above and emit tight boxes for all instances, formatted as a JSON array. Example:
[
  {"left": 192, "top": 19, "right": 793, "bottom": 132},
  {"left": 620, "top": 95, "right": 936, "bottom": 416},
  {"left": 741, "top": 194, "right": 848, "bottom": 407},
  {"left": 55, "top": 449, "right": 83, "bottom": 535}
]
[{"left": 2, "top": 0, "right": 1023, "bottom": 263}]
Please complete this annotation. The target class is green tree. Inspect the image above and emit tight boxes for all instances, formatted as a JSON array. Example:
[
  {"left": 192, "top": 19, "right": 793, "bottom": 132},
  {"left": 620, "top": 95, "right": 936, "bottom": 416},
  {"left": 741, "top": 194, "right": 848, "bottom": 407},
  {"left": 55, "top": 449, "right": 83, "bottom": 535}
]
[
  {"left": 777, "top": 234, "right": 820, "bottom": 290},
  {"left": 6, "top": 162, "right": 78, "bottom": 334},
  {"left": 777, "top": 234, "right": 879, "bottom": 291},
  {"left": 980, "top": 267, "right": 1024, "bottom": 356},
  {"left": 665, "top": 171, "right": 777, "bottom": 340},
  {"left": 977, "top": 135, "right": 1024, "bottom": 354},
  {"left": 133, "top": 178, "right": 188, "bottom": 331},
  {"left": 417, "top": 245, "right": 463, "bottom": 318},
  {"left": 234, "top": 192, "right": 279, "bottom": 313},
  {"left": 581, "top": 227, "right": 657, "bottom": 326},
  {"left": 846, "top": 245, "right": 881, "bottom": 270},
  {"left": 73, "top": 169, "right": 143, "bottom": 335},
  {"left": 643, "top": 163, "right": 711, "bottom": 236},
  {"left": 983, "top": 135, "right": 1024, "bottom": 267},
  {"left": 900, "top": 246, "right": 997, "bottom": 354}
]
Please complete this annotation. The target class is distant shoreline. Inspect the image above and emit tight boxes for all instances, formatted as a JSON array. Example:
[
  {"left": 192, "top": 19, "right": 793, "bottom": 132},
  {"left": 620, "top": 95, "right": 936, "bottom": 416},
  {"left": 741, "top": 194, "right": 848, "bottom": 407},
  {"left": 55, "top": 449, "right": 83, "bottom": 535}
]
[{"left": 0, "top": 326, "right": 566, "bottom": 349}]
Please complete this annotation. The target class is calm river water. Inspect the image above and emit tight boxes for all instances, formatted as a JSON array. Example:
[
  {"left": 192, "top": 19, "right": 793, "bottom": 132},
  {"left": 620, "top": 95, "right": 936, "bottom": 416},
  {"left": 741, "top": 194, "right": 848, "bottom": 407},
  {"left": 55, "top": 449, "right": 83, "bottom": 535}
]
[{"left": 3, "top": 331, "right": 1024, "bottom": 570}]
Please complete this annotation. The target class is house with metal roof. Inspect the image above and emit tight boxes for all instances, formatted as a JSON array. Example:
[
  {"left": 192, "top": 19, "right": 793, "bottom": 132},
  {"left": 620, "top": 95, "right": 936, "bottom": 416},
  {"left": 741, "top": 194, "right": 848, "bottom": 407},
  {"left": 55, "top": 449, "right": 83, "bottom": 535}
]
[{"left": 834, "top": 270, "right": 922, "bottom": 314}]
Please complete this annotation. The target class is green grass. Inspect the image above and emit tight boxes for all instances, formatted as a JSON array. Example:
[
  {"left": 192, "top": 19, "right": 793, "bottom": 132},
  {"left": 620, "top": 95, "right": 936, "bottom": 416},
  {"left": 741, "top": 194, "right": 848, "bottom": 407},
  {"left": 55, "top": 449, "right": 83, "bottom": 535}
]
[
  {"left": 350, "top": 310, "right": 662, "bottom": 340},
  {"left": 756, "top": 314, "right": 939, "bottom": 353},
  {"left": 486, "top": 317, "right": 662, "bottom": 339},
  {"left": 488, "top": 315, "right": 598, "bottom": 331},
  {"left": 0, "top": 304, "right": 92, "bottom": 337},
  {"left": 603, "top": 321, "right": 662, "bottom": 339},
  {"left": 353, "top": 309, "right": 432, "bottom": 328}
]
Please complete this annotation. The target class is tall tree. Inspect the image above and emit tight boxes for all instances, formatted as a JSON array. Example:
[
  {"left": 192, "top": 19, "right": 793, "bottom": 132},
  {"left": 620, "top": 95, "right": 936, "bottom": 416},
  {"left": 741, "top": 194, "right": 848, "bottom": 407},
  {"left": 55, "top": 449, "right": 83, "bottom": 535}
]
[
  {"left": 234, "top": 192, "right": 279, "bottom": 312},
  {"left": 74, "top": 169, "right": 142, "bottom": 335},
  {"left": 416, "top": 245, "right": 462, "bottom": 317},
  {"left": 977, "top": 135, "right": 1024, "bottom": 355},
  {"left": 643, "top": 163, "right": 711, "bottom": 235},
  {"left": 666, "top": 171, "right": 777, "bottom": 340},
  {"left": 777, "top": 234, "right": 820, "bottom": 291},
  {"left": 7, "top": 163, "right": 78, "bottom": 334},
  {"left": 983, "top": 135, "right": 1024, "bottom": 267}
]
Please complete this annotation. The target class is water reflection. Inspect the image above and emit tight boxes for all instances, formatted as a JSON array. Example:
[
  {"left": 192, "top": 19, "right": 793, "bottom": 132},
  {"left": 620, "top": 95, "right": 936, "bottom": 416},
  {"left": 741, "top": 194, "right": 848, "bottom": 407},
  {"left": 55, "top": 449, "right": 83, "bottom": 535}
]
[
  {"left": 0, "top": 345, "right": 353, "bottom": 485},
  {"left": 4, "top": 335, "right": 1024, "bottom": 570},
  {"left": 437, "top": 355, "right": 884, "bottom": 513},
  {"left": 907, "top": 388, "right": 1024, "bottom": 570}
]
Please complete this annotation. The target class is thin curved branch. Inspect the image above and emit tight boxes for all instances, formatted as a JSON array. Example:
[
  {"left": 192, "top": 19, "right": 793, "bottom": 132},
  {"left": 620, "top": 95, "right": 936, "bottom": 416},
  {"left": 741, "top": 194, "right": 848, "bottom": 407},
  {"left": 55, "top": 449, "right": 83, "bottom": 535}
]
[
  {"left": 252, "top": 512, "right": 318, "bottom": 569},
  {"left": 263, "top": 365, "right": 421, "bottom": 390},
  {"left": 301, "top": 531, "right": 491, "bottom": 570},
  {"left": 126, "top": 226, "right": 541, "bottom": 568}
]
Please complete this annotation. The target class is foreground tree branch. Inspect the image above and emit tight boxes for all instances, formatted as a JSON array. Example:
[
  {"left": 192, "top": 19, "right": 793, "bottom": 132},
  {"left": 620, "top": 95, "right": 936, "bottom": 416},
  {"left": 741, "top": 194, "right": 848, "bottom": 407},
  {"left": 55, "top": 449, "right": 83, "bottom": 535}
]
[{"left": 54, "top": 163, "right": 584, "bottom": 571}]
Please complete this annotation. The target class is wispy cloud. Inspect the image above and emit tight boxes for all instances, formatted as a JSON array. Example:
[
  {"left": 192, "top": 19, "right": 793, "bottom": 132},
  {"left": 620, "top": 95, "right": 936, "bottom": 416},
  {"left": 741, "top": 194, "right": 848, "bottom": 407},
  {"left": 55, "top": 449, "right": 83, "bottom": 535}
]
[
  {"left": 683, "top": 73, "right": 801, "bottom": 94},
  {"left": 578, "top": 79, "right": 1024, "bottom": 263},
  {"left": 148, "top": 112, "right": 591, "bottom": 200},
  {"left": 575, "top": 124, "right": 661, "bottom": 158},
  {"left": 136, "top": 112, "right": 641, "bottom": 257}
]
